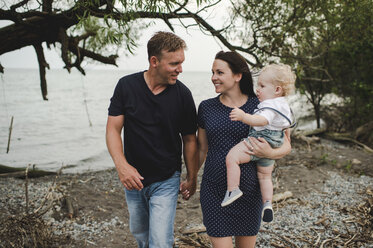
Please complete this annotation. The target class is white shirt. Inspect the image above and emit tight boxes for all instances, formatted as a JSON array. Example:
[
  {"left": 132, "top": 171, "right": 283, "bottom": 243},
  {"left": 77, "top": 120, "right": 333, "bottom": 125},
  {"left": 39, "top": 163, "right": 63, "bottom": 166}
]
[{"left": 253, "top": 97, "right": 292, "bottom": 131}]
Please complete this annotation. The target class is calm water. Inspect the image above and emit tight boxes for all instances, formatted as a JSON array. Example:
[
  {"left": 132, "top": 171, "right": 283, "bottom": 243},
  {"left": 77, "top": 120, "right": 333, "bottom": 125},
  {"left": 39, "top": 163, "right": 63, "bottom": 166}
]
[{"left": 0, "top": 69, "right": 314, "bottom": 173}]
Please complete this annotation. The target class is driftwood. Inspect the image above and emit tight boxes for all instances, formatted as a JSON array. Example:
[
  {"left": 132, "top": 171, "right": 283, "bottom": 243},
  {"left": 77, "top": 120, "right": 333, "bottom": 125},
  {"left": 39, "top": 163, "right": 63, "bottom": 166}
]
[
  {"left": 6, "top": 116, "right": 14, "bottom": 153},
  {"left": 182, "top": 224, "right": 206, "bottom": 235},
  {"left": 0, "top": 165, "right": 66, "bottom": 247},
  {"left": 294, "top": 127, "right": 373, "bottom": 153},
  {"left": 273, "top": 191, "right": 293, "bottom": 202},
  {"left": 355, "top": 121, "right": 373, "bottom": 146},
  {"left": 0, "top": 164, "right": 56, "bottom": 178},
  {"left": 324, "top": 132, "right": 373, "bottom": 153},
  {"left": 301, "top": 127, "right": 327, "bottom": 137},
  {"left": 65, "top": 196, "right": 74, "bottom": 219}
]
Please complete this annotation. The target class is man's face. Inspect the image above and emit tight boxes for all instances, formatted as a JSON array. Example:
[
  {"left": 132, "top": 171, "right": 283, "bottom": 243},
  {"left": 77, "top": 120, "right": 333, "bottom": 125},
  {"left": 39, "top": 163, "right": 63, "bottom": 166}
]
[{"left": 155, "top": 49, "right": 185, "bottom": 85}]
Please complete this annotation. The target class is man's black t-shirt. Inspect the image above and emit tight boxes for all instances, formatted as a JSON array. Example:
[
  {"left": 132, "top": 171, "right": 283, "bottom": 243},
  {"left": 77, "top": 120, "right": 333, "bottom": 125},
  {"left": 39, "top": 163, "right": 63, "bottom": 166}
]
[{"left": 108, "top": 71, "right": 197, "bottom": 187}]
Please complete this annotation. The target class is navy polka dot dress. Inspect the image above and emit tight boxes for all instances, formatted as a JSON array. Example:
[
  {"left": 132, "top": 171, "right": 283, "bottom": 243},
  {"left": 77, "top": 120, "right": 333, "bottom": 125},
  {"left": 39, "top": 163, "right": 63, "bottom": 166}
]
[{"left": 198, "top": 95, "right": 262, "bottom": 237}]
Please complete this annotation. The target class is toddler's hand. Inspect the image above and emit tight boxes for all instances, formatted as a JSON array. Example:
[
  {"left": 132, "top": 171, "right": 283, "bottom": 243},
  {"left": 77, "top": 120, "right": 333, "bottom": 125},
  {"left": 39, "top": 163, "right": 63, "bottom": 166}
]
[{"left": 230, "top": 107, "right": 245, "bottom": 121}]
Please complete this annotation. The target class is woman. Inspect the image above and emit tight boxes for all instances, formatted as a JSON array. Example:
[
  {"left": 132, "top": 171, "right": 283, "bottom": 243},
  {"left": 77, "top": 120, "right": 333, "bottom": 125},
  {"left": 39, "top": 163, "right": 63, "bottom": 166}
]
[{"left": 197, "top": 51, "right": 291, "bottom": 247}]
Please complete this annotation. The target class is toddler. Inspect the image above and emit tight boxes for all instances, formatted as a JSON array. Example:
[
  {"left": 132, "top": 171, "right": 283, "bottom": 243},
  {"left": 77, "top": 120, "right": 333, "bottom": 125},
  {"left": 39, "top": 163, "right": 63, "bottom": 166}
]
[{"left": 221, "top": 64, "right": 296, "bottom": 223}]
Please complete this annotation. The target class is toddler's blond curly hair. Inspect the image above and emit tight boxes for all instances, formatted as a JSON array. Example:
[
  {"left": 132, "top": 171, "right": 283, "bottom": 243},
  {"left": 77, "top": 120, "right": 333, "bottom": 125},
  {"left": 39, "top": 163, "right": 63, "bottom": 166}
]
[{"left": 260, "top": 63, "right": 296, "bottom": 96}]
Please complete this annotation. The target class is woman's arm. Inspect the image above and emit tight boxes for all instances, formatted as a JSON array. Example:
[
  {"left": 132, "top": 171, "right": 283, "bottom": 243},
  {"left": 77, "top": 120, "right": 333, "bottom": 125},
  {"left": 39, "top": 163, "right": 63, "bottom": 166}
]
[
  {"left": 245, "top": 129, "right": 291, "bottom": 160},
  {"left": 197, "top": 127, "right": 208, "bottom": 170}
]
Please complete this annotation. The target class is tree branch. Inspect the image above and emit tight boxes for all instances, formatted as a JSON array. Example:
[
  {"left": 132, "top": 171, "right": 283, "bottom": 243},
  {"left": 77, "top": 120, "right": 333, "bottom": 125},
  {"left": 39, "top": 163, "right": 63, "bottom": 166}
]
[
  {"left": 68, "top": 44, "right": 118, "bottom": 67},
  {"left": 42, "top": 0, "right": 53, "bottom": 13},
  {"left": 10, "top": 0, "right": 30, "bottom": 11},
  {"left": 58, "top": 27, "right": 73, "bottom": 72},
  {"left": 33, "top": 43, "right": 49, "bottom": 100},
  {"left": 301, "top": 77, "right": 331, "bottom": 83}
]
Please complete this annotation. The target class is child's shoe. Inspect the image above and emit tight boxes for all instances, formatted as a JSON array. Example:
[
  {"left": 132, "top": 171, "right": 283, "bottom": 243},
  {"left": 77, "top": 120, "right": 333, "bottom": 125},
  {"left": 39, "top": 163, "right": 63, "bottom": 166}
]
[
  {"left": 262, "top": 201, "right": 273, "bottom": 222},
  {"left": 221, "top": 188, "right": 243, "bottom": 207}
]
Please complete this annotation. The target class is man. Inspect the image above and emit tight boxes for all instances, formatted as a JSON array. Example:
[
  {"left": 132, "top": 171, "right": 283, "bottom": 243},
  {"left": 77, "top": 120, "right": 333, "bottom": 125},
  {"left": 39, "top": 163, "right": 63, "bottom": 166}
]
[{"left": 106, "top": 31, "right": 198, "bottom": 248}]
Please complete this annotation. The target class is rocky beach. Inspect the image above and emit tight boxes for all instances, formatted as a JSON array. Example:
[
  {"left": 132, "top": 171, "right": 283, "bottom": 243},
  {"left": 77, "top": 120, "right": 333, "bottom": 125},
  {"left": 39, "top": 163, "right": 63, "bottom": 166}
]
[{"left": 1, "top": 137, "right": 372, "bottom": 248}]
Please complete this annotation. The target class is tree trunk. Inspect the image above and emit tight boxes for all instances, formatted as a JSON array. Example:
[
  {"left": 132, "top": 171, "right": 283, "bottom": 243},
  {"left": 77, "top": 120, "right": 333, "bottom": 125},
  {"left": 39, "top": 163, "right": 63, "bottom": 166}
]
[{"left": 312, "top": 103, "right": 321, "bottom": 128}]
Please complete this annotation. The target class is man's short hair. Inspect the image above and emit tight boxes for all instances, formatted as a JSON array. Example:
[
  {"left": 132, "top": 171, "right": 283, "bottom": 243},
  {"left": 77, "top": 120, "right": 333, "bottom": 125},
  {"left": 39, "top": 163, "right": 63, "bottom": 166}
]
[{"left": 147, "top": 31, "right": 187, "bottom": 61}]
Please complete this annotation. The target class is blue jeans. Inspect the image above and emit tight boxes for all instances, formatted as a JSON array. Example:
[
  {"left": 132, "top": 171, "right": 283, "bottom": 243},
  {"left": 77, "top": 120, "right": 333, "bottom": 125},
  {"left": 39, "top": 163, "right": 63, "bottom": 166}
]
[{"left": 124, "top": 171, "right": 180, "bottom": 248}]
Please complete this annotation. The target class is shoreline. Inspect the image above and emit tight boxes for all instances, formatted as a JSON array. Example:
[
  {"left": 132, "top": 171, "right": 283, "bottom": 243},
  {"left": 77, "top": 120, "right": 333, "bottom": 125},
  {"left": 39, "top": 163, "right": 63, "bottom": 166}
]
[{"left": 1, "top": 139, "right": 372, "bottom": 247}]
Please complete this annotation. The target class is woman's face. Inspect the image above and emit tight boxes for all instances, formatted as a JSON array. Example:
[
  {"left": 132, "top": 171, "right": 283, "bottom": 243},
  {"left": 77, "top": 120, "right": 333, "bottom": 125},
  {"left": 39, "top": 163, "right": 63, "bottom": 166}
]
[{"left": 211, "top": 59, "right": 241, "bottom": 94}]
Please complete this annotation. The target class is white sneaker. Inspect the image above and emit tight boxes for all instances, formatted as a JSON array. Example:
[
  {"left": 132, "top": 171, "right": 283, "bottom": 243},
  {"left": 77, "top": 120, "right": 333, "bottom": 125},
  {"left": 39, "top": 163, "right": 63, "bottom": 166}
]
[
  {"left": 221, "top": 188, "right": 243, "bottom": 207},
  {"left": 262, "top": 201, "right": 273, "bottom": 222}
]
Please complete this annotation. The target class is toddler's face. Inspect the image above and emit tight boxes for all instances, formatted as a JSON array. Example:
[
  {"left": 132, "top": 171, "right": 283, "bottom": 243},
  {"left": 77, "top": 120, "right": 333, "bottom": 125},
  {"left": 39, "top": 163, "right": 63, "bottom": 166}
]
[{"left": 256, "top": 71, "right": 277, "bottom": 102}]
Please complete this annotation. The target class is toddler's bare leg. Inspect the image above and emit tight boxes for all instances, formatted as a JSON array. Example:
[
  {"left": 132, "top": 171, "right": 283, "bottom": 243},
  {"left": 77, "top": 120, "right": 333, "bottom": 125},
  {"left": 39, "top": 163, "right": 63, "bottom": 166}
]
[
  {"left": 257, "top": 165, "right": 274, "bottom": 203},
  {"left": 226, "top": 141, "right": 252, "bottom": 191}
]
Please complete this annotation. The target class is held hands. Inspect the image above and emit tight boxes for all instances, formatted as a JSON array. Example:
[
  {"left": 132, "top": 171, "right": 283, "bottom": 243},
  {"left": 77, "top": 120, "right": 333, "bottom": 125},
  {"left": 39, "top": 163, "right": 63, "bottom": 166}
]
[
  {"left": 229, "top": 107, "right": 245, "bottom": 121},
  {"left": 179, "top": 177, "right": 197, "bottom": 200},
  {"left": 117, "top": 163, "right": 144, "bottom": 191}
]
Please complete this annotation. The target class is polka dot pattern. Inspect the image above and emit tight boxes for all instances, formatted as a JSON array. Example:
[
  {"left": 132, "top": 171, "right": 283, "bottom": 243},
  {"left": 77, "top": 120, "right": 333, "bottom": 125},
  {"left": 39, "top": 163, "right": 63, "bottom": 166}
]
[{"left": 198, "top": 96, "right": 262, "bottom": 237}]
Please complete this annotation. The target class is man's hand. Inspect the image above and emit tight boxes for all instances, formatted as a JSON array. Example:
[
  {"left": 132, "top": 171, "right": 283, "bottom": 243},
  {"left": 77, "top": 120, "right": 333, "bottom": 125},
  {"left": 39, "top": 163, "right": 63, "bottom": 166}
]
[
  {"left": 179, "top": 178, "right": 197, "bottom": 200},
  {"left": 117, "top": 163, "right": 144, "bottom": 191},
  {"left": 229, "top": 107, "right": 245, "bottom": 121}
]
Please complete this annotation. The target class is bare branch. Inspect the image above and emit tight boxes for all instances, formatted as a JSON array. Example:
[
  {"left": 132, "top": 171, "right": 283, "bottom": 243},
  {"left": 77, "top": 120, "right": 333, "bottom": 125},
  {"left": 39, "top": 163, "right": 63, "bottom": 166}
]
[
  {"left": 57, "top": 27, "right": 72, "bottom": 72},
  {"left": 33, "top": 43, "right": 49, "bottom": 100},
  {"left": 10, "top": 0, "right": 30, "bottom": 11},
  {"left": 67, "top": 41, "right": 118, "bottom": 67},
  {"left": 163, "top": 16, "right": 175, "bottom": 31},
  {"left": 42, "top": 0, "right": 53, "bottom": 13},
  {"left": 173, "top": 0, "right": 188, "bottom": 13},
  {"left": 301, "top": 77, "right": 331, "bottom": 83},
  {"left": 195, "top": 0, "right": 221, "bottom": 15}
]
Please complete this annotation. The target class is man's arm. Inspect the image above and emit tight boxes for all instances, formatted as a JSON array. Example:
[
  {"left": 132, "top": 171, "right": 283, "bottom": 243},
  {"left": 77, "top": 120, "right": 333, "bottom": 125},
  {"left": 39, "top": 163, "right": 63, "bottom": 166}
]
[
  {"left": 106, "top": 115, "right": 144, "bottom": 190},
  {"left": 179, "top": 133, "right": 198, "bottom": 200},
  {"left": 246, "top": 129, "right": 292, "bottom": 160}
]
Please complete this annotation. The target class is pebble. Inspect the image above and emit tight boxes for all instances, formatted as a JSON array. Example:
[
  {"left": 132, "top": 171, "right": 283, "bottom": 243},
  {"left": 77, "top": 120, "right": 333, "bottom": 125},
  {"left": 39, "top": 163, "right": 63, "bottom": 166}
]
[
  {"left": 1, "top": 169, "right": 372, "bottom": 247},
  {"left": 256, "top": 171, "right": 372, "bottom": 247}
]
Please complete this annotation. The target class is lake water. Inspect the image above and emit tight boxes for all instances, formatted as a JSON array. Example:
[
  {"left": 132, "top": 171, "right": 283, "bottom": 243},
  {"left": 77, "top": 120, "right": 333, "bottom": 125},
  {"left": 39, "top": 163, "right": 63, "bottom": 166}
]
[{"left": 0, "top": 69, "right": 315, "bottom": 173}]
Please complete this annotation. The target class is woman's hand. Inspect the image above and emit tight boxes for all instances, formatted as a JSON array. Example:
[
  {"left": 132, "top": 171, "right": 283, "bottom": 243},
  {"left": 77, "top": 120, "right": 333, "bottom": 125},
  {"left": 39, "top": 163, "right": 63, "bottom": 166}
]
[
  {"left": 244, "top": 137, "right": 272, "bottom": 158},
  {"left": 244, "top": 130, "right": 291, "bottom": 159}
]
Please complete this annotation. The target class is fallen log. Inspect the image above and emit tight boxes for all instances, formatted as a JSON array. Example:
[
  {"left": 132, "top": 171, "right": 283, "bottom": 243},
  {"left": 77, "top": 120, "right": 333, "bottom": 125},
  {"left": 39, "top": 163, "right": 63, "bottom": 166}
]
[
  {"left": 0, "top": 164, "right": 57, "bottom": 178},
  {"left": 301, "top": 127, "right": 327, "bottom": 137},
  {"left": 324, "top": 133, "right": 373, "bottom": 153}
]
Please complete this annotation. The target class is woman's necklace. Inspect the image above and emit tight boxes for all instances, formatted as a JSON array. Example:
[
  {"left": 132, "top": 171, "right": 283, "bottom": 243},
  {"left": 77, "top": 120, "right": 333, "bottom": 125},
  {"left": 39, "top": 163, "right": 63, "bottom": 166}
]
[{"left": 220, "top": 94, "right": 248, "bottom": 108}]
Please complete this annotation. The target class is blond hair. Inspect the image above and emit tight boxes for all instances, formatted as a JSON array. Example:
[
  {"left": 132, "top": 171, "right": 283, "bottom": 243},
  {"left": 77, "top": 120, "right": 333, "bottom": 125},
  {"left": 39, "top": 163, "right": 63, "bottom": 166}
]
[
  {"left": 147, "top": 31, "right": 187, "bottom": 61},
  {"left": 260, "top": 63, "right": 296, "bottom": 96}
]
